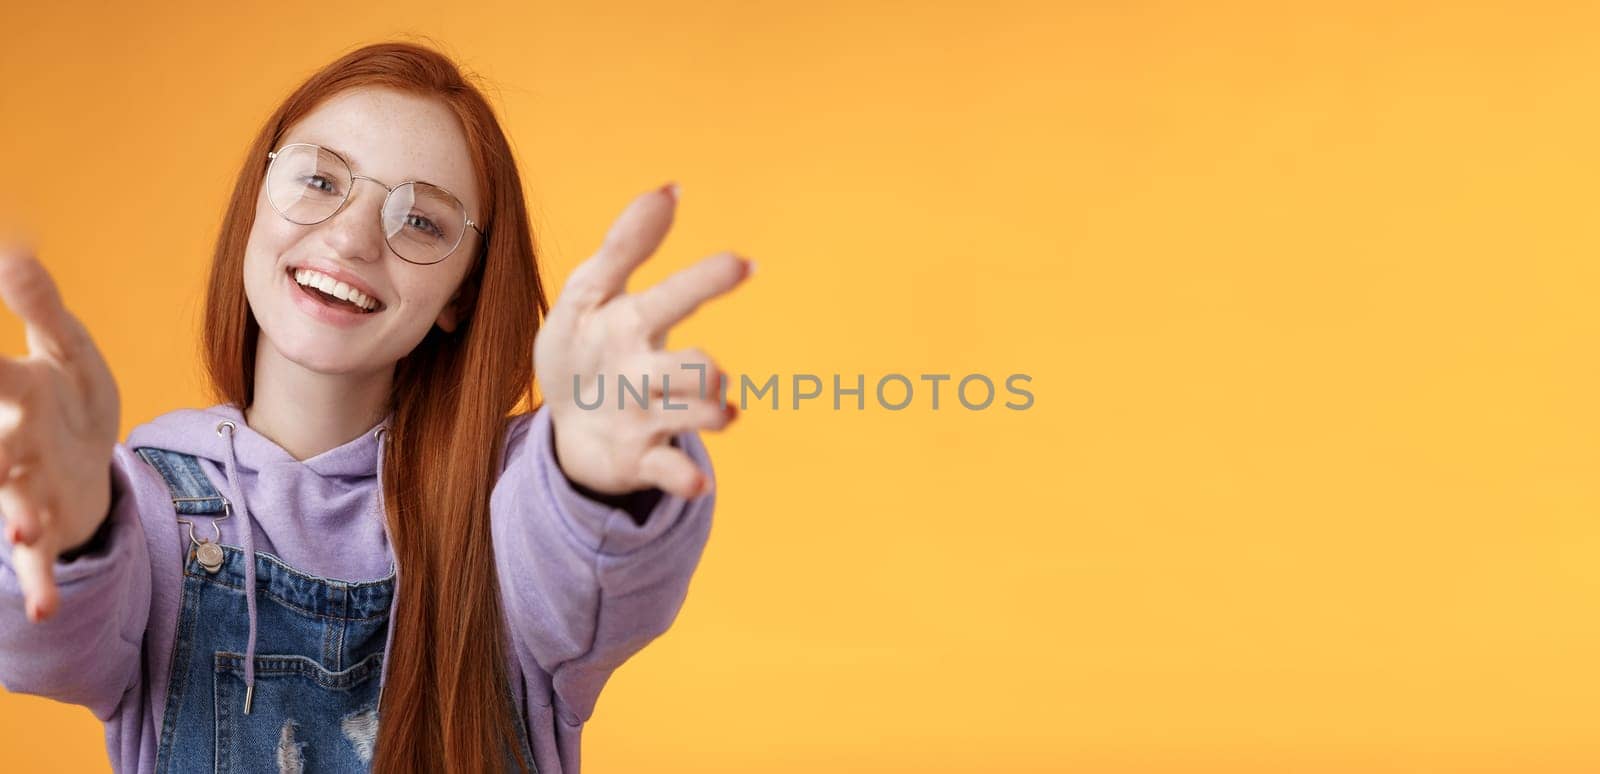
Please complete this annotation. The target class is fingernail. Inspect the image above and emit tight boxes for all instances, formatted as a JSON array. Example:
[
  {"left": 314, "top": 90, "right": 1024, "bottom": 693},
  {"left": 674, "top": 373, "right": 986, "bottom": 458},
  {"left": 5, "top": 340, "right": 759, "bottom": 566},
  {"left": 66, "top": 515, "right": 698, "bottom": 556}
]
[
  {"left": 659, "top": 182, "right": 680, "bottom": 202},
  {"left": 743, "top": 258, "right": 757, "bottom": 277}
]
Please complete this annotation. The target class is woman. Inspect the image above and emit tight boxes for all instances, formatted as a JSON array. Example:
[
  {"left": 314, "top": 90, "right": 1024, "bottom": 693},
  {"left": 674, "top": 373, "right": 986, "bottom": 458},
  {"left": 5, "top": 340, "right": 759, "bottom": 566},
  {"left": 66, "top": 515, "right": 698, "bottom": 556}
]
[{"left": 0, "top": 41, "right": 746, "bottom": 773}]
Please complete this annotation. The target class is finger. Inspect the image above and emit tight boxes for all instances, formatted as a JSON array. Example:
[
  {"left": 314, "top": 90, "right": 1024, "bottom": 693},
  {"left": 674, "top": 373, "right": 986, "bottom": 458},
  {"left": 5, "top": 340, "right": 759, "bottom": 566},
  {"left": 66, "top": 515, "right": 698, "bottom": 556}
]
[
  {"left": 0, "top": 466, "right": 46, "bottom": 546},
  {"left": 0, "top": 250, "right": 82, "bottom": 362},
  {"left": 653, "top": 397, "right": 736, "bottom": 435},
  {"left": 633, "top": 251, "right": 751, "bottom": 342},
  {"left": 0, "top": 426, "right": 23, "bottom": 495},
  {"left": 565, "top": 184, "right": 679, "bottom": 305},
  {"left": 637, "top": 443, "right": 710, "bottom": 499},
  {"left": 10, "top": 541, "right": 60, "bottom": 622},
  {"left": 647, "top": 349, "right": 724, "bottom": 398}
]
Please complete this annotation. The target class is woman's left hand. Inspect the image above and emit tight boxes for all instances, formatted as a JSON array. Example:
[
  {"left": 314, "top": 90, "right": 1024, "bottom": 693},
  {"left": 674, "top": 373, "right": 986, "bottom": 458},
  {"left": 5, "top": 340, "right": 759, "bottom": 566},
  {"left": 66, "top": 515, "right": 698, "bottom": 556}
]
[{"left": 534, "top": 183, "right": 751, "bottom": 500}]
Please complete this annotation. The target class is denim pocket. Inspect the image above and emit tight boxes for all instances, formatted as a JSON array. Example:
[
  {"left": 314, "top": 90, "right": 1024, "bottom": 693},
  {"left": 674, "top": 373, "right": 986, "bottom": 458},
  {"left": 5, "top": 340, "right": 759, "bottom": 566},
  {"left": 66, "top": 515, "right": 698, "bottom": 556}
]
[{"left": 213, "top": 651, "right": 382, "bottom": 774}]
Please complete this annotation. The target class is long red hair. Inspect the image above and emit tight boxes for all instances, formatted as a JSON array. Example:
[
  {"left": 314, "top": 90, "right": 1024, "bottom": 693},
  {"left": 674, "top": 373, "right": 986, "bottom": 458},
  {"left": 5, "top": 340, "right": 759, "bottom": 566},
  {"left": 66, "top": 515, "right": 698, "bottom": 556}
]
[{"left": 201, "top": 41, "right": 546, "bottom": 772}]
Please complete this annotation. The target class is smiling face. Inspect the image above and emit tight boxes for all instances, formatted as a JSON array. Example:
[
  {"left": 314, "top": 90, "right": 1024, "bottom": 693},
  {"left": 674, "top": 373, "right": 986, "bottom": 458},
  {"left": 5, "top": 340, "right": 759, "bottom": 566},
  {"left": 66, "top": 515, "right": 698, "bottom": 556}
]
[{"left": 241, "top": 86, "right": 483, "bottom": 376}]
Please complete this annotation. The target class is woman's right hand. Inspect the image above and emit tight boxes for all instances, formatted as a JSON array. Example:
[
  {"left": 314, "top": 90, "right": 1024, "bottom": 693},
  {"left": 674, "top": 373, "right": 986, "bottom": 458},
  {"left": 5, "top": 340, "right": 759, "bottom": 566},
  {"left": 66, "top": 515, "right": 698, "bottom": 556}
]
[{"left": 0, "top": 246, "right": 121, "bottom": 623}]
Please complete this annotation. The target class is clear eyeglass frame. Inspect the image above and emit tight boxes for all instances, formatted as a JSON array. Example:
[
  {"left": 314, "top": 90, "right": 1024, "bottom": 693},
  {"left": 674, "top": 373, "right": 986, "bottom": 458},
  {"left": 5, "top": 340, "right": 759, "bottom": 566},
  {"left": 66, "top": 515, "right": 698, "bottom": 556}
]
[{"left": 264, "top": 142, "right": 487, "bottom": 266}]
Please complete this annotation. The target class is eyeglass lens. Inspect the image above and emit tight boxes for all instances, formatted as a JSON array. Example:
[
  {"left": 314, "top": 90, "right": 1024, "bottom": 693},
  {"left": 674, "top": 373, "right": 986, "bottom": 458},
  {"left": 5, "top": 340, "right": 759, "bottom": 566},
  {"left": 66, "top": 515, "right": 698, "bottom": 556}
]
[{"left": 266, "top": 144, "right": 470, "bottom": 265}]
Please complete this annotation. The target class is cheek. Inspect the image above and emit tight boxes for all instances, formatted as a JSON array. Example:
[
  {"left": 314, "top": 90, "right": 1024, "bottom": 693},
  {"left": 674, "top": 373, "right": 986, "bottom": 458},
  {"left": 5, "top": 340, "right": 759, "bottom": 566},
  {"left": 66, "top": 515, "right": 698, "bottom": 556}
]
[
  {"left": 389, "top": 276, "right": 452, "bottom": 318},
  {"left": 392, "top": 257, "right": 475, "bottom": 316},
  {"left": 250, "top": 194, "right": 300, "bottom": 248},
  {"left": 240, "top": 214, "right": 307, "bottom": 313},
  {"left": 242, "top": 224, "right": 280, "bottom": 285}
]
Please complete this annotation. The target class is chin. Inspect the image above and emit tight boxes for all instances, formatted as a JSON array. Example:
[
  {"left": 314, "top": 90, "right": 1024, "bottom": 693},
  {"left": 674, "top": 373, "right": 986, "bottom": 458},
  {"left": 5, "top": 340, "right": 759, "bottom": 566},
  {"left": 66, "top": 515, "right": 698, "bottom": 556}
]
[{"left": 271, "top": 336, "right": 377, "bottom": 376}]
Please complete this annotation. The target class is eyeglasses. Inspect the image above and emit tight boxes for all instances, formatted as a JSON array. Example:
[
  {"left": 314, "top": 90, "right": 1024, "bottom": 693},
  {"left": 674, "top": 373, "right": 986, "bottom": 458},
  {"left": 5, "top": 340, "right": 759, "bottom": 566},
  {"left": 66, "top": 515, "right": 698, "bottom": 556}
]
[{"left": 265, "top": 142, "right": 486, "bottom": 266}]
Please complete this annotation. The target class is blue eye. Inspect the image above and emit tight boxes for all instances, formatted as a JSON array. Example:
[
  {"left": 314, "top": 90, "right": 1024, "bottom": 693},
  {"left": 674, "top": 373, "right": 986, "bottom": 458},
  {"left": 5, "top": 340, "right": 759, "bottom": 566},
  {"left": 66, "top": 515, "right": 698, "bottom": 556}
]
[{"left": 406, "top": 213, "right": 444, "bottom": 239}]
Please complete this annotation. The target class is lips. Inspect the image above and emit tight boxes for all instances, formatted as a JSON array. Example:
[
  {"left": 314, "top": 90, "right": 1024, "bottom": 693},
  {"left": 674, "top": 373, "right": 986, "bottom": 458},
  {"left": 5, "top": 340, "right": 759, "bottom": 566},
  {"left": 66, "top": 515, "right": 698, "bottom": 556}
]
[
  {"left": 284, "top": 267, "right": 385, "bottom": 313},
  {"left": 284, "top": 267, "right": 384, "bottom": 327}
]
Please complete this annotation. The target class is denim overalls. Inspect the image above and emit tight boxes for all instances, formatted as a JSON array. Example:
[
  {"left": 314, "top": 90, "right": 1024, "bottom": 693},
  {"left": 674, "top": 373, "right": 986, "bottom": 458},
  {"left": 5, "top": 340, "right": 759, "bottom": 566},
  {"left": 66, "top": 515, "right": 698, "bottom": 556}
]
[{"left": 135, "top": 428, "right": 537, "bottom": 772}]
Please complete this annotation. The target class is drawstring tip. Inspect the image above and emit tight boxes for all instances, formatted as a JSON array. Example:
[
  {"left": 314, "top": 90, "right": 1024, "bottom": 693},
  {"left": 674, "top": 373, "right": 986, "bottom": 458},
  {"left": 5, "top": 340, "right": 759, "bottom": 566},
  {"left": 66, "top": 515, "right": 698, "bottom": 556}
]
[{"left": 244, "top": 683, "right": 255, "bottom": 715}]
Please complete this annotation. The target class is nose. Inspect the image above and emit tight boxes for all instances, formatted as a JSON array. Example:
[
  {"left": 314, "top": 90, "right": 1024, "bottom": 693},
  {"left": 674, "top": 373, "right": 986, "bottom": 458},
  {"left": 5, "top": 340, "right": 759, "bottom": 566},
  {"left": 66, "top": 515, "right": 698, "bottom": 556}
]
[{"left": 321, "top": 177, "right": 390, "bottom": 264}]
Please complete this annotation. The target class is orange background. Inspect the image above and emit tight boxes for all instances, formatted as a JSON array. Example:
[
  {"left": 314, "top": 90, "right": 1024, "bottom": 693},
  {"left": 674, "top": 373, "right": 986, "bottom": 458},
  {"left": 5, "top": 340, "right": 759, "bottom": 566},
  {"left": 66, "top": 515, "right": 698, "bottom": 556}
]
[{"left": 3, "top": 1, "right": 1599, "bottom": 771}]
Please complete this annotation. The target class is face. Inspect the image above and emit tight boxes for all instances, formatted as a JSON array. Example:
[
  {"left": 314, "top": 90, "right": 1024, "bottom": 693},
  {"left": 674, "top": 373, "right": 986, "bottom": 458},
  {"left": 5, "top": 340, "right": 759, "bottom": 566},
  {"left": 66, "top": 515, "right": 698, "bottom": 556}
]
[{"left": 242, "top": 86, "right": 484, "bottom": 376}]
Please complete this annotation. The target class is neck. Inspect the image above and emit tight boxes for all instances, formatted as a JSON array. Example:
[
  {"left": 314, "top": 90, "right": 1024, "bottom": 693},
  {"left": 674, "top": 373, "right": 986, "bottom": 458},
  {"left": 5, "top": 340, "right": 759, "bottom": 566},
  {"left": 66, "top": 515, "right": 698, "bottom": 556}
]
[{"left": 245, "top": 339, "right": 392, "bottom": 461}]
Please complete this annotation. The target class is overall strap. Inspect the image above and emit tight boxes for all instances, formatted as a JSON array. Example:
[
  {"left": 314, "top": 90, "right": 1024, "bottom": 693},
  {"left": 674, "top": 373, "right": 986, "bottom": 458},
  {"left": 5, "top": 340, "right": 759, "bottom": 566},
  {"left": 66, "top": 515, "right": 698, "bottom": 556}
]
[{"left": 133, "top": 447, "right": 230, "bottom": 515}]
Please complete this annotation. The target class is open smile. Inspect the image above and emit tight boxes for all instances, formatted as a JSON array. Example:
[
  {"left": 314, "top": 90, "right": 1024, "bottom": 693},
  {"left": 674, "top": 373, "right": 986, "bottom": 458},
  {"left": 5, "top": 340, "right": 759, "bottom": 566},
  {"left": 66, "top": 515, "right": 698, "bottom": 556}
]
[{"left": 285, "top": 266, "right": 386, "bottom": 325}]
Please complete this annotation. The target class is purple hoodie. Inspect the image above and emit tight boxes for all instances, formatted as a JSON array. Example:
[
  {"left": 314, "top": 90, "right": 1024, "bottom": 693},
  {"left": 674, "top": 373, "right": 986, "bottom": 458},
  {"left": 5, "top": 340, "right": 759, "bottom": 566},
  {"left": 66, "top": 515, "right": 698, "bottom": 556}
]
[{"left": 0, "top": 402, "right": 715, "bottom": 773}]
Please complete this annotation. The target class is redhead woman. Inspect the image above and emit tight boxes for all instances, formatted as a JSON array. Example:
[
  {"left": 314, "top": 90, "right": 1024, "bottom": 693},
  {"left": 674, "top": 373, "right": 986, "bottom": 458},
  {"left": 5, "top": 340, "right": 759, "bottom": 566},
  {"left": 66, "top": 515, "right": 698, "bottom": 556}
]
[{"left": 0, "top": 41, "right": 746, "bottom": 773}]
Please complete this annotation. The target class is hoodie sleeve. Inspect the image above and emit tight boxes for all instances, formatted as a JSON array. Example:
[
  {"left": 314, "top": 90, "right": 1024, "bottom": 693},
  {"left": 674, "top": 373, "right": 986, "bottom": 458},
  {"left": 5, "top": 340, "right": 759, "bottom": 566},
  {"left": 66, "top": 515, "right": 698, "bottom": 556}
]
[
  {"left": 490, "top": 403, "right": 715, "bottom": 725},
  {"left": 0, "top": 445, "right": 153, "bottom": 720}
]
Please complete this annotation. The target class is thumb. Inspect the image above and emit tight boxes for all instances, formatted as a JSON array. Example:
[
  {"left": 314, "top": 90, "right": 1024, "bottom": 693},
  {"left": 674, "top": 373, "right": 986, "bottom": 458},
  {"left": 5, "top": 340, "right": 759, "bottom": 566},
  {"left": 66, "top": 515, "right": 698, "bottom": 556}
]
[{"left": 0, "top": 248, "right": 82, "bottom": 364}]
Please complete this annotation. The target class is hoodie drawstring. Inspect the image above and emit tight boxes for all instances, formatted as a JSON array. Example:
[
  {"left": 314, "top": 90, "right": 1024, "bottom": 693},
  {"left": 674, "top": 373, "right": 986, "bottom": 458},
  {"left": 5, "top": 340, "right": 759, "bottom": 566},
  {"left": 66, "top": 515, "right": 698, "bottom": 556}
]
[
  {"left": 212, "top": 417, "right": 393, "bottom": 716},
  {"left": 215, "top": 419, "right": 261, "bottom": 714}
]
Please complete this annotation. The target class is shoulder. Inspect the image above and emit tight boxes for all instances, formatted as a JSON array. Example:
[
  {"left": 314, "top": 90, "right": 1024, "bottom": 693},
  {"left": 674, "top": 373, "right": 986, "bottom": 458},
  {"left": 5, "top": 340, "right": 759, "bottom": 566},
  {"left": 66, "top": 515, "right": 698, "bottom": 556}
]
[
  {"left": 497, "top": 408, "right": 546, "bottom": 476},
  {"left": 502, "top": 408, "right": 540, "bottom": 445}
]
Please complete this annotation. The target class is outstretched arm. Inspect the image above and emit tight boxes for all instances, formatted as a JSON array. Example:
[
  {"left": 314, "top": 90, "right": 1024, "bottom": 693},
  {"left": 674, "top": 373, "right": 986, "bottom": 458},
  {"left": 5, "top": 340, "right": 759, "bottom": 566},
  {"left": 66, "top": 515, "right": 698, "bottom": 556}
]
[
  {"left": 0, "top": 248, "right": 147, "bottom": 718},
  {"left": 494, "top": 182, "right": 748, "bottom": 722},
  {"left": 492, "top": 405, "right": 714, "bottom": 723},
  {"left": 0, "top": 449, "right": 152, "bottom": 719}
]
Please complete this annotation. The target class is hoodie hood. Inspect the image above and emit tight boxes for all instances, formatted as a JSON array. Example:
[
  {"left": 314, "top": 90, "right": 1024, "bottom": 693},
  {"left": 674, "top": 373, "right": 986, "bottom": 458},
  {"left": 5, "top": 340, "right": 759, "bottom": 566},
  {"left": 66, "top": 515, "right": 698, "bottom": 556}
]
[
  {"left": 126, "top": 403, "right": 396, "bottom": 579},
  {"left": 125, "top": 403, "right": 399, "bottom": 714},
  {"left": 127, "top": 402, "right": 388, "bottom": 483}
]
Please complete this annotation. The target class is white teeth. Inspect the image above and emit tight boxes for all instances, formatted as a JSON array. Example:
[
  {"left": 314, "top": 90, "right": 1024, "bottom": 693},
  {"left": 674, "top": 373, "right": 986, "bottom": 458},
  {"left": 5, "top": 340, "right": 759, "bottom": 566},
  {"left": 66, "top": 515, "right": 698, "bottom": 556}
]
[{"left": 293, "top": 268, "right": 378, "bottom": 311}]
